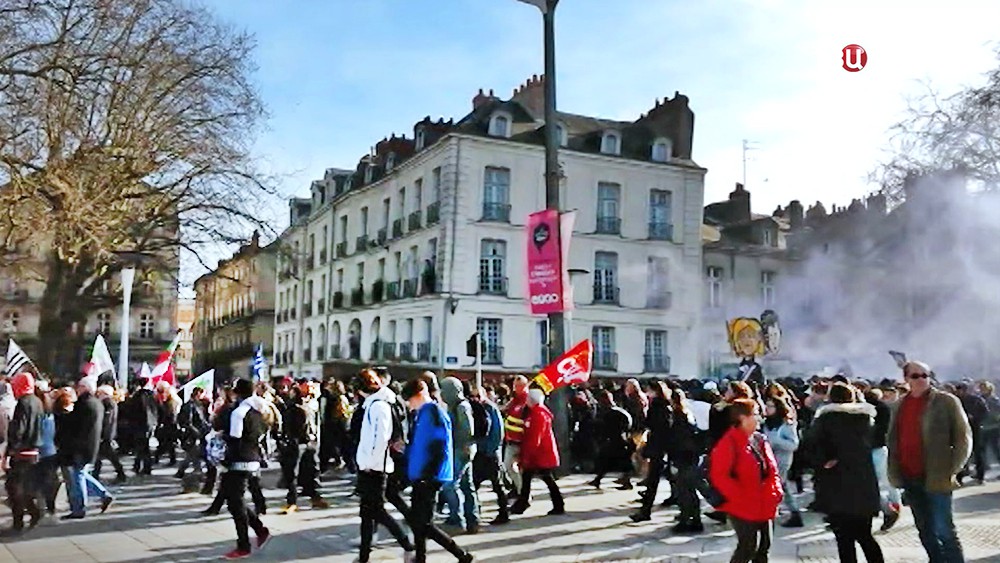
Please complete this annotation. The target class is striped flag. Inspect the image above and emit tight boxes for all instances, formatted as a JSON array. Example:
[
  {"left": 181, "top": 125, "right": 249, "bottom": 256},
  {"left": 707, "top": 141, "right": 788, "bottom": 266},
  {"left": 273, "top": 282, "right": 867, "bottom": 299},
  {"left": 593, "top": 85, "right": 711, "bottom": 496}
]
[
  {"left": 148, "top": 330, "right": 182, "bottom": 387},
  {"left": 251, "top": 343, "right": 267, "bottom": 382},
  {"left": 5, "top": 339, "right": 30, "bottom": 376}
]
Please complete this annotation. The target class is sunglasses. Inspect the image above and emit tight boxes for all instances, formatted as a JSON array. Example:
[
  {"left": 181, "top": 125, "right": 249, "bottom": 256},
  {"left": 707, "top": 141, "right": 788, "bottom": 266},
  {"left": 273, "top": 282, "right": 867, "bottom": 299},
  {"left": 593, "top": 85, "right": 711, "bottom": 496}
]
[{"left": 905, "top": 373, "right": 929, "bottom": 380}]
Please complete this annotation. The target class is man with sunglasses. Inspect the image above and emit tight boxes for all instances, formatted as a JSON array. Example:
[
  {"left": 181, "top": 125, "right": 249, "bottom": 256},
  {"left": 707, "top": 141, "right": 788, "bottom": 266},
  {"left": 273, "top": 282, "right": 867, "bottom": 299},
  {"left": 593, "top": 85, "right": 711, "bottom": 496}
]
[{"left": 887, "top": 361, "right": 971, "bottom": 563}]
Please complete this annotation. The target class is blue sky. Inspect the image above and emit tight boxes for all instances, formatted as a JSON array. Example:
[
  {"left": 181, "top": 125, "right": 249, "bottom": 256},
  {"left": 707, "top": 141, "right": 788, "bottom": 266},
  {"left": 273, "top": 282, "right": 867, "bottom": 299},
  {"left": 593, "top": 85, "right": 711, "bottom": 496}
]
[{"left": 206, "top": 0, "right": 1000, "bottom": 226}]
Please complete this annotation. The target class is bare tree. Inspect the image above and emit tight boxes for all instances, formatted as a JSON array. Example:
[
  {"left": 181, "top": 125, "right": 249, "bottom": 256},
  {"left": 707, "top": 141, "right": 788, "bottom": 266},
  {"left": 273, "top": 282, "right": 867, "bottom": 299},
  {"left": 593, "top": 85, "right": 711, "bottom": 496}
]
[
  {"left": 876, "top": 46, "right": 1000, "bottom": 205},
  {"left": 0, "top": 0, "right": 273, "bottom": 375}
]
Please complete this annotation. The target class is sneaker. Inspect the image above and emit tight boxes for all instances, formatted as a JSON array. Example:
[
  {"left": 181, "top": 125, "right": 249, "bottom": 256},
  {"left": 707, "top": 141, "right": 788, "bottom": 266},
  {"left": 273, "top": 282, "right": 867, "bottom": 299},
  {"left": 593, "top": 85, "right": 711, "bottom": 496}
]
[
  {"left": 672, "top": 521, "right": 704, "bottom": 534},
  {"left": 881, "top": 508, "right": 900, "bottom": 532},
  {"left": 458, "top": 553, "right": 475, "bottom": 563},
  {"left": 310, "top": 498, "right": 330, "bottom": 509},
  {"left": 547, "top": 507, "right": 566, "bottom": 516},
  {"left": 466, "top": 523, "right": 481, "bottom": 534},
  {"left": 660, "top": 496, "right": 678, "bottom": 507},
  {"left": 280, "top": 504, "right": 298, "bottom": 515},
  {"left": 60, "top": 513, "right": 85, "bottom": 520},
  {"left": 100, "top": 496, "right": 114, "bottom": 514},
  {"left": 509, "top": 503, "right": 528, "bottom": 515},
  {"left": 587, "top": 478, "right": 601, "bottom": 489},
  {"left": 629, "top": 511, "right": 651, "bottom": 523},
  {"left": 781, "top": 513, "right": 804, "bottom": 528},
  {"left": 490, "top": 515, "right": 510, "bottom": 525},
  {"left": 201, "top": 507, "right": 221, "bottom": 516},
  {"left": 256, "top": 528, "right": 272, "bottom": 550},
  {"left": 221, "top": 548, "right": 251, "bottom": 560}
]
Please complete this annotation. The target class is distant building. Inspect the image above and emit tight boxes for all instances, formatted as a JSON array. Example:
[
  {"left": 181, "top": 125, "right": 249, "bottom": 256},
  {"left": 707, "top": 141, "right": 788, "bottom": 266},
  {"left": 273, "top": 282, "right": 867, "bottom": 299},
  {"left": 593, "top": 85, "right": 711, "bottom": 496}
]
[
  {"left": 192, "top": 231, "right": 277, "bottom": 380},
  {"left": 175, "top": 298, "right": 195, "bottom": 380},
  {"left": 272, "top": 75, "right": 706, "bottom": 381}
]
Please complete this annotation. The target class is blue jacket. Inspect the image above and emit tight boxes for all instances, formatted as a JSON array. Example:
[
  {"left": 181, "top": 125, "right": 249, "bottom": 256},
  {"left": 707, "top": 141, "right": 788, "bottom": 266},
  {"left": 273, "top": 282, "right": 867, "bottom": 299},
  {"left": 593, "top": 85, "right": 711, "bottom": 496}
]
[
  {"left": 38, "top": 413, "right": 56, "bottom": 459},
  {"left": 480, "top": 400, "right": 504, "bottom": 458},
  {"left": 407, "top": 402, "right": 454, "bottom": 483}
]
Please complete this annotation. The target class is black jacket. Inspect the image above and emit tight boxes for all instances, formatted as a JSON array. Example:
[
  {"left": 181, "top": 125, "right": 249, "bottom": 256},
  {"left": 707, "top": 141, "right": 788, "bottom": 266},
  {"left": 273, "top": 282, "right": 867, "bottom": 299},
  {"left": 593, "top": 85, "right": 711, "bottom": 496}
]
[
  {"left": 868, "top": 397, "right": 890, "bottom": 449},
  {"left": 69, "top": 392, "right": 104, "bottom": 466},
  {"left": 7, "top": 394, "right": 44, "bottom": 453},
  {"left": 178, "top": 399, "right": 210, "bottom": 440},
  {"left": 279, "top": 396, "right": 316, "bottom": 446},
  {"left": 128, "top": 389, "right": 159, "bottom": 432},
  {"left": 961, "top": 394, "right": 989, "bottom": 429},
  {"left": 807, "top": 402, "right": 881, "bottom": 517},
  {"left": 642, "top": 397, "right": 673, "bottom": 459},
  {"left": 54, "top": 411, "right": 74, "bottom": 465},
  {"left": 219, "top": 401, "right": 265, "bottom": 466},
  {"left": 101, "top": 397, "right": 118, "bottom": 443},
  {"left": 708, "top": 402, "right": 732, "bottom": 447}
]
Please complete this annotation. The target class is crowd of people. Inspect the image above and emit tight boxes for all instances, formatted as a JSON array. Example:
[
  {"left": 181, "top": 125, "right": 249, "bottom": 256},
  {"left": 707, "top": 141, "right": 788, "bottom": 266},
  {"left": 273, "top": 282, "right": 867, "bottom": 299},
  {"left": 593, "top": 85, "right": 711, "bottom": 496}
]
[{"left": 0, "top": 359, "right": 989, "bottom": 563}]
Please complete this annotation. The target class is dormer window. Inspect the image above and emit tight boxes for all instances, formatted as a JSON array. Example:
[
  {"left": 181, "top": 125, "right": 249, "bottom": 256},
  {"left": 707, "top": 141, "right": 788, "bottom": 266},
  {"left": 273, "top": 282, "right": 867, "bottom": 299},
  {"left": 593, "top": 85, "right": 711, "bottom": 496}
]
[
  {"left": 555, "top": 123, "right": 568, "bottom": 147},
  {"left": 415, "top": 128, "right": 426, "bottom": 150},
  {"left": 344, "top": 177, "right": 353, "bottom": 192},
  {"left": 489, "top": 112, "right": 511, "bottom": 138},
  {"left": 386, "top": 153, "right": 396, "bottom": 172},
  {"left": 651, "top": 138, "right": 672, "bottom": 162},
  {"left": 601, "top": 131, "right": 620, "bottom": 155},
  {"left": 364, "top": 165, "right": 374, "bottom": 184}
]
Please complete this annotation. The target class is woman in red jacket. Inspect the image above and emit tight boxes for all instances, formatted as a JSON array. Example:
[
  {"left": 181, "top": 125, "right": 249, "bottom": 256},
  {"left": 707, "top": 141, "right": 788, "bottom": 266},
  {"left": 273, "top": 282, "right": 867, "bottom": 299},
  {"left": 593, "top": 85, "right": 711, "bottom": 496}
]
[
  {"left": 510, "top": 389, "right": 565, "bottom": 516},
  {"left": 709, "top": 398, "right": 783, "bottom": 563}
]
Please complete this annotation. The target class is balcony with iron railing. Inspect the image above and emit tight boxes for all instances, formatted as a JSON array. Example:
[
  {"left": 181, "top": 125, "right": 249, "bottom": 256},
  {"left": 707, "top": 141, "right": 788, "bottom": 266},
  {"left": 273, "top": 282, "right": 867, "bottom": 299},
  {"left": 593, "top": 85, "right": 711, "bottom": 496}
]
[
  {"left": 330, "top": 345, "right": 343, "bottom": 359},
  {"left": 386, "top": 281, "right": 400, "bottom": 300},
  {"left": 316, "top": 346, "right": 326, "bottom": 361},
  {"left": 403, "top": 278, "right": 418, "bottom": 298},
  {"left": 427, "top": 201, "right": 440, "bottom": 224},
  {"left": 332, "top": 291, "right": 344, "bottom": 309},
  {"left": 377, "top": 228, "right": 388, "bottom": 245},
  {"left": 594, "top": 351, "right": 618, "bottom": 371},
  {"left": 646, "top": 292, "right": 672, "bottom": 309},
  {"left": 648, "top": 222, "right": 674, "bottom": 241},
  {"left": 482, "top": 202, "right": 511, "bottom": 222},
  {"left": 408, "top": 210, "right": 422, "bottom": 231},
  {"left": 482, "top": 346, "right": 504, "bottom": 365},
  {"left": 319, "top": 249, "right": 328, "bottom": 265},
  {"left": 372, "top": 280, "right": 385, "bottom": 303},
  {"left": 421, "top": 268, "right": 437, "bottom": 295},
  {"left": 382, "top": 342, "right": 397, "bottom": 360},
  {"left": 416, "top": 342, "right": 431, "bottom": 361},
  {"left": 399, "top": 342, "right": 413, "bottom": 361},
  {"left": 644, "top": 354, "right": 671, "bottom": 373},
  {"left": 593, "top": 283, "right": 620, "bottom": 305},
  {"left": 336, "top": 241, "right": 347, "bottom": 258},
  {"left": 303, "top": 348, "right": 312, "bottom": 362},
  {"left": 392, "top": 218, "right": 404, "bottom": 239},
  {"left": 596, "top": 216, "right": 621, "bottom": 235},
  {"left": 370, "top": 341, "right": 382, "bottom": 361},
  {"left": 478, "top": 275, "right": 508, "bottom": 296},
  {"left": 350, "top": 287, "right": 365, "bottom": 307},
  {"left": 356, "top": 235, "right": 368, "bottom": 252}
]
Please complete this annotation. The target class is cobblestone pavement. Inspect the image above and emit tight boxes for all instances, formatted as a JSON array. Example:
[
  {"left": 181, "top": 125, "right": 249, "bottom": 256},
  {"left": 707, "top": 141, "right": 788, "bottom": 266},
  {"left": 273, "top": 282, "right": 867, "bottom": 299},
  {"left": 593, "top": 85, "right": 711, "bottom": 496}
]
[{"left": 2, "top": 463, "right": 1000, "bottom": 562}]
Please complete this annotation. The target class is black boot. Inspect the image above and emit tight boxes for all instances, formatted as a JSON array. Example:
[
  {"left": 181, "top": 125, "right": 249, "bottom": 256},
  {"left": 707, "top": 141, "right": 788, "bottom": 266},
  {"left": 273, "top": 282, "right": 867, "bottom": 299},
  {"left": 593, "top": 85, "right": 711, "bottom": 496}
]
[{"left": 781, "top": 512, "right": 804, "bottom": 528}]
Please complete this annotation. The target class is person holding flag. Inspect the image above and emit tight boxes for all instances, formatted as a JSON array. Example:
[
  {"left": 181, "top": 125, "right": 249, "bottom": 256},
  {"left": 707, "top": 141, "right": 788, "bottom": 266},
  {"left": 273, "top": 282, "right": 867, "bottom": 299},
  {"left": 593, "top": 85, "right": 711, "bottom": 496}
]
[{"left": 250, "top": 344, "right": 267, "bottom": 382}]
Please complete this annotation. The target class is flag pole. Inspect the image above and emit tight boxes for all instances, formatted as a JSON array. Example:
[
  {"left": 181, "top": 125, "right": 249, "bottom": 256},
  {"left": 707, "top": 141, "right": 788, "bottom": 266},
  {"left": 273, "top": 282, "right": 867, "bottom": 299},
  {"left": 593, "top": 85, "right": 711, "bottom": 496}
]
[{"left": 118, "top": 268, "right": 136, "bottom": 389}]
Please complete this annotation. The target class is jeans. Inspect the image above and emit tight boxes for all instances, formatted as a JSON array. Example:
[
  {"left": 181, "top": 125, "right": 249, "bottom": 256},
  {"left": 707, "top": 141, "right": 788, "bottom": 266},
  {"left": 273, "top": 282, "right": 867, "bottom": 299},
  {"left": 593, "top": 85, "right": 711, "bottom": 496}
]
[
  {"left": 357, "top": 470, "right": 413, "bottom": 563},
  {"left": 410, "top": 479, "right": 471, "bottom": 563},
  {"left": 5, "top": 459, "right": 40, "bottom": 528},
  {"left": 441, "top": 459, "right": 478, "bottom": 527},
  {"left": 774, "top": 453, "right": 799, "bottom": 514},
  {"left": 64, "top": 463, "right": 111, "bottom": 516},
  {"left": 871, "top": 447, "right": 901, "bottom": 512},
  {"left": 729, "top": 516, "right": 772, "bottom": 563},
  {"left": 828, "top": 514, "right": 884, "bottom": 563},
  {"left": 903, "top": 481, "right": 964, "bottom": 563},
  {"left": 221, "top": 470, "right": 266, "bottom": 552}
]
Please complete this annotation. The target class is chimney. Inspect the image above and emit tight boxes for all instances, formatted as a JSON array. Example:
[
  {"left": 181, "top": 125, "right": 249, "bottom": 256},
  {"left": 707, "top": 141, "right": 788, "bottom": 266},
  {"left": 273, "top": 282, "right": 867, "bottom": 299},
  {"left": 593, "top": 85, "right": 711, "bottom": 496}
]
[
  {"left": 728, "top": 182, "right": 751, "bottom": 222},
  {"left": 250, "top": 230, "right": 260, "bottom": 249},
  {"left": 472, "top": 88, "right": 495, "bottom": 111},
  {"left": 866, "top": 193, "right": 887, "bottom": 216},
  {"left": 787, "top": 200, "right": 804, "bottom": 229},
  {"left": 511, "top": 74, "right": 545, "bottom": 118}
]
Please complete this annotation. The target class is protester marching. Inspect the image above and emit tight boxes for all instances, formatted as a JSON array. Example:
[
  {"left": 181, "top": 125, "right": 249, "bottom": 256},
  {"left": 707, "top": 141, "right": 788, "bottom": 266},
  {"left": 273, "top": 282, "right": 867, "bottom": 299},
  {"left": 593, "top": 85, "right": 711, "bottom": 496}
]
[{"left": 1, "top": 330, "right": 989, "bottom": 563}]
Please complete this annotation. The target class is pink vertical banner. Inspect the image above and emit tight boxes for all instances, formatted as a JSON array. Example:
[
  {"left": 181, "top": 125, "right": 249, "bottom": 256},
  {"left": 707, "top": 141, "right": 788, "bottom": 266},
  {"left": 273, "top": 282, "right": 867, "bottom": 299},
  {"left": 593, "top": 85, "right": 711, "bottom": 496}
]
[{"left": 526, "top": 209, "right": 565, "bottom": 314}]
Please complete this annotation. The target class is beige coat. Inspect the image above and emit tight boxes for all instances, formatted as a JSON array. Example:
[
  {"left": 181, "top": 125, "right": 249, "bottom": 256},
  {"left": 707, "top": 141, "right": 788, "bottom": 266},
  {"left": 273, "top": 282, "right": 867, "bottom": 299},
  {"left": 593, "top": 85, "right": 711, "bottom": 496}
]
[{"left": 887, "top": 388, "right": 972, "bottom": 493}]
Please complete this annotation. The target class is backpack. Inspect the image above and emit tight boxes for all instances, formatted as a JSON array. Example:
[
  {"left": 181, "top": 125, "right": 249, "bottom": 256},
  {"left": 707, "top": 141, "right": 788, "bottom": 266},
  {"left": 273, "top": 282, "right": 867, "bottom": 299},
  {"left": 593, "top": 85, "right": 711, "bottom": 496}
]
[
  {"left": 205, "top": 430, "right": 227, "bottom": 467},
  {"left": 470, "top": 400, "right": 490, "bottom": 440}
]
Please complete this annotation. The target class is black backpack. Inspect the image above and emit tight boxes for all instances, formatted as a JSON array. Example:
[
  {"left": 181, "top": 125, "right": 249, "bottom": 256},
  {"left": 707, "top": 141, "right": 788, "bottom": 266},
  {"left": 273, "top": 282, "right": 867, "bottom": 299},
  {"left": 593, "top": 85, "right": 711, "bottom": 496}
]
[{"left": 470, "top": 400, "right": 490, "bottom": 440}]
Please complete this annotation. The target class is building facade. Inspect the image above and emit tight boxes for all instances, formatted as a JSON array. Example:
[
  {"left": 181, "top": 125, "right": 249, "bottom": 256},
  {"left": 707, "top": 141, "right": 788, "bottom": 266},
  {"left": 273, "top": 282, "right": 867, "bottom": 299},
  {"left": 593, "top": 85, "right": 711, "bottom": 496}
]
[
  {"left": 175, "top": 298, "right": 195, "bottom": 380},
  {"left": 272, "top": 77, "right": 706, "bottom": 381},
  {"left": 192, "top": 232, "right": 277, "bottom": 380}
]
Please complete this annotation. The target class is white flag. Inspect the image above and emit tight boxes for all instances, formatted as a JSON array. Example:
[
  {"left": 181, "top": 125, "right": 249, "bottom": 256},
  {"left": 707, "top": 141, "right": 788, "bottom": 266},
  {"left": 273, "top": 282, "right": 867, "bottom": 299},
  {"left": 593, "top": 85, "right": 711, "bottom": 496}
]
[
  {"left": 87, "top": 334, "right": 116, "bottom": 377},
  {"left": 180, "top": 369, "right": 214, "bottom": 403},
  {"left": 140, "top": 362, "right": 154, "bottom": 389},
  {"left": 5, "top": 339, "right": 30, "bottom": 376}
]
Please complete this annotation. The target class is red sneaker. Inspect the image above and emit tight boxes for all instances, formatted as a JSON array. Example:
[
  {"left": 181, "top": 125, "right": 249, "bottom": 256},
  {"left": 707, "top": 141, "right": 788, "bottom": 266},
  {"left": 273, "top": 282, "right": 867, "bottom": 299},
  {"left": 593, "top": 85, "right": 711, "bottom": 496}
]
[
  {"left": 221, "top": 548, "right": 251, "bottom": 560},
  {"left": 256, "top": 528, "right": 272, "bottom": 550}
]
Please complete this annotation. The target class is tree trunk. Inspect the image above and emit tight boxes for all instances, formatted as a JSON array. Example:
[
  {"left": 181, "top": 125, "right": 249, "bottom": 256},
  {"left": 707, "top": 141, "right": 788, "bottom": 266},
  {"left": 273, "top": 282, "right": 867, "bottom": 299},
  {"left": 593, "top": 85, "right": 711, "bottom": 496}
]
[{"left": 36, "top": 252, "right": 88, "bottom": 379}]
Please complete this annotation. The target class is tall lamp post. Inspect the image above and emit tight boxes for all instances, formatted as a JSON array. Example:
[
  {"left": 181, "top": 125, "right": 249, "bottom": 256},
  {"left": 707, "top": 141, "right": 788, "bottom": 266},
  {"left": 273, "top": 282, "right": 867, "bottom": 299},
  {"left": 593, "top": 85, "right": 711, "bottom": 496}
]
[{"left": 516, "top": 0, "right": 570, "bottom": 471}]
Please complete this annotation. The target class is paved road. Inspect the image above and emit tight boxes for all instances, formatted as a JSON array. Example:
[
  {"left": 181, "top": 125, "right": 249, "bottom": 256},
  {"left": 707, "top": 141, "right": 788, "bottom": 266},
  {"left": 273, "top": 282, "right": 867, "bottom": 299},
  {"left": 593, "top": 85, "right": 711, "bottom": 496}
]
[{"left": 2, "top": 463, "right": 1000, "bottom": 562}]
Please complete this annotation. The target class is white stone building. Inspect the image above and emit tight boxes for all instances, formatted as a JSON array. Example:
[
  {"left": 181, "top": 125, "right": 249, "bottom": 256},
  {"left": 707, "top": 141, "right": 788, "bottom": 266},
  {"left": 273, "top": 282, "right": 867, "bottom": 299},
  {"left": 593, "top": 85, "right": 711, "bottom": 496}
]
[{"left": 272, "top": 77, "right": 706, "bottom": 381}]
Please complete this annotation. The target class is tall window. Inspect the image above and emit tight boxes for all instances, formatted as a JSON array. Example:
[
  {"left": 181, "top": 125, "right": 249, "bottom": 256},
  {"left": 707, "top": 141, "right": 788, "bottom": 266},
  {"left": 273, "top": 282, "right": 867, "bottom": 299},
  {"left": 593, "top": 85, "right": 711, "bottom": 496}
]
[
  {"left": 483, "top": 167, "right": 510, "bottom": 221},
  {"left": 477, "top": 318, "right": 503, "bottom": 364},
  {"left": 377, "top": 258, "right": 386, "bottom": 280},
  {"left": 644, "top": 330, "right": 669, "bottom": 372},
  {"left": 593, "top": 252, "right": 619, "bottom": 304},
  {"left": 596, "top": 182, "right": 621, "bottom": 234},
  {"left": 321, "top": 226, "right": 328, "bottom": 256},
  {"left": 706, "top": 266, "right": 724, "bottom": 307},
  {"left": 646, "top": 257, "right": 671, "bottom": 308},
  {"left": 393, "top": 251, "right": 402, "bottom": 280},
  {"left": 97, "top": 312, "right": 112, "bottom": 334},
  {"left": 537, "top": 319, "right": 549, "bottom": 365},
  {"left": 416, "top": 128, "right": 426, "bottom": 150},
  {"left": 408, "top": 246, "right": 419, "bottom": 279},
  {"left": 139, "top": 313, "right": 155, "bottom": 339},
  {"left": 382, "top": 198, "right": 391, "bottom": 228},
  {"left": 414, "top": 179, "right": 423, "bottom": 210},
  {"left": 357, "top": 262, "right": 365, "bottom": 286},
  {"left": 336, "top": 269, "right": 344, "bottom": 292},
  {"left": 431, "top": 167, "right": 442, "bottom": 202},
  {"left": 601, "top": 132, "right": 620, "bottom": 155},
  {"left": 649, "top": 190, "right": 673, "bottom": 240},
  {"left": 651, "top": 138, "right": 672, "bottom": 162},
  {"left": 592, "top": 326, "right": 616, "bottom": 369},
  {"left": 763, "top": 228, "right": 773, "bottom": 247},
  {"left": 479, "top": 240, "right": 507, "bottom": 294},
  {"left": 398, "top": 187, "right": 406, "bottom": 218},
  {"left": 761, "top": 271, "right": 776, "bottom": 306},
  {"left": 360, "top": 207, "right": 369, "bottom": 235},
  {"left": 339, "top": 216, "right": 348, "bottom": 242}
]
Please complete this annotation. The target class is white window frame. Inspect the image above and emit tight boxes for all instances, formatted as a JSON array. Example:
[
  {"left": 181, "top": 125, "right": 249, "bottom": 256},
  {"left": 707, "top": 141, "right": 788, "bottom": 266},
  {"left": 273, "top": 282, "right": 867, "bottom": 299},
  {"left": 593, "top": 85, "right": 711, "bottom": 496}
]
[
  {"left": 415, "top": 128, "right": 426, "bottom": 150},
  {"left": 651, "top": 138, "right": 672, "bottom": 162},
  {"left": 706, "top": 266, "right": 724, "bottom": 307},
  {"left": 479, "top": 239, "right": 507, "bottom": 293},
  {"left": 477, "top": 318, "right": 503, "bottom": 363},
  {"left": 761, "top": 270, "right": 776, "bottom": 306},
  {"left": 488, "top": 112, "right": 512, "bottom": 138},
  {"left": 385, "top": 152, "right": 396, "bottom": 171},
  {"left": 139, "top": 313, "right": 155, "bottom": 339},
  {"left": 601, "top": 131, "right": 621, "bottom": 155}
]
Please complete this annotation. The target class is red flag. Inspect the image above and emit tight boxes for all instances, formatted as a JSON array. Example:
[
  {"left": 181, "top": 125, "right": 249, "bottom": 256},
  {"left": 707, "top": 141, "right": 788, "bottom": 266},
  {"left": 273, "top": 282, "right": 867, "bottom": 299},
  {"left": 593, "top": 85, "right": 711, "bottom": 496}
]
[
  {"left": 147, "top": 350, "right": 176, "bottom": 388},
  {"left": 533, "top": 339, "right": 592, "bottom": 394}
]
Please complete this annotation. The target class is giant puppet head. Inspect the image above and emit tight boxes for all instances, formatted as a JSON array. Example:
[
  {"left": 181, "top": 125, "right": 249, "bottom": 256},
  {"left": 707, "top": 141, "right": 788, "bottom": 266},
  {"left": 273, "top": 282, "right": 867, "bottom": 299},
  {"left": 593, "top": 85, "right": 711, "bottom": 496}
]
[{"left": 727, "top": 310, "right": 781, "bottom": 360}]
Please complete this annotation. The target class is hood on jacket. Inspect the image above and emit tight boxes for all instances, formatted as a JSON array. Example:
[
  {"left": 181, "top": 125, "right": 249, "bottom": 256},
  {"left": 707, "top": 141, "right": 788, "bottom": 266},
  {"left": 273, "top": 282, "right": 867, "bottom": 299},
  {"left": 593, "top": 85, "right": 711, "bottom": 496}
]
[
  {"left": 11, "top": 372, "right": 34, "bottom": 399},
  {"left": 815, "top": 401, "right": 876, "bottom": 419},
  {"left": 441, "top": 377, "right": 464, "bottom": 407},
  {"left": 362, "top": 385, "right": 396, "bottom": 409}
]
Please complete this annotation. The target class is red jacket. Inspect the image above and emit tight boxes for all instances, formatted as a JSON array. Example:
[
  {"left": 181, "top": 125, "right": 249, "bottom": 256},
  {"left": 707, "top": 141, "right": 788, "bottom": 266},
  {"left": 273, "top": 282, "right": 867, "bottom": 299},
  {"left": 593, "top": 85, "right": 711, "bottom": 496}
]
[
  {"left": 519, "top": 404, "right": 559, "bottom": 471},
  {"left": 709, "top": 426, "right": 783, "bottom": 522}
]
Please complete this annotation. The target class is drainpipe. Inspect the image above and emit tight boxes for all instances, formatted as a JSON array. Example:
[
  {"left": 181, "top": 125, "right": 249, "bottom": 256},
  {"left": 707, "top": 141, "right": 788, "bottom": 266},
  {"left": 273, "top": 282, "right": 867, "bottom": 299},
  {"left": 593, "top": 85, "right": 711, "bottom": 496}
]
[{"left": 440, "top": 138, "right": 462, "bottom": 376}]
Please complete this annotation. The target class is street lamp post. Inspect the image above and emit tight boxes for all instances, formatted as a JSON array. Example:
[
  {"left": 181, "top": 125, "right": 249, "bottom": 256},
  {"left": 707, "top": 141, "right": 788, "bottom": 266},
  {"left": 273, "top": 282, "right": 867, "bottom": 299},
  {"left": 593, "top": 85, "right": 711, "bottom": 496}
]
[{"left": 517, "top": 0, "right": 570, "bottom": 471}]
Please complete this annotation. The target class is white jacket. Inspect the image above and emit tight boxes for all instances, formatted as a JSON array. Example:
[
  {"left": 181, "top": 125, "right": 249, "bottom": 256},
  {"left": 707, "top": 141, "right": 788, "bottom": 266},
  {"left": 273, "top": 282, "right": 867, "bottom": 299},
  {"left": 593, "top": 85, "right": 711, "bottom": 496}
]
[{"left": 356, "top": 386, "right": 396, "bottom": 473}]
